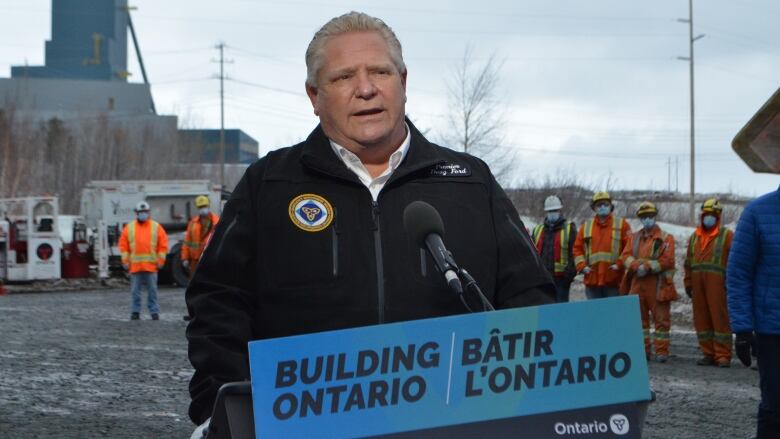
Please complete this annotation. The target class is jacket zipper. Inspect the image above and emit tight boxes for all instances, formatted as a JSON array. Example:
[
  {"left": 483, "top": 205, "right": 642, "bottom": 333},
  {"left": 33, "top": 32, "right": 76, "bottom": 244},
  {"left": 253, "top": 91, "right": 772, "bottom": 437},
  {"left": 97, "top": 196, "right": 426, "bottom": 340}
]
[
  {"left": 331, "top": 210, "right": 339, "bottom": 277},
  {"left": 371, "top": 200, "right": 385, "bottom": 323}
]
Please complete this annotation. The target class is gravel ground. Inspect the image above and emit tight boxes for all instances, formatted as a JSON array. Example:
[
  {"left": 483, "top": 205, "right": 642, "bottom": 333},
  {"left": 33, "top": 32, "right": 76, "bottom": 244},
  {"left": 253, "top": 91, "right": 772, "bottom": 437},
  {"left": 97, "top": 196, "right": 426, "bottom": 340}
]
[{"left": 0, "top": 284, "right": 761, "bottom": 438}]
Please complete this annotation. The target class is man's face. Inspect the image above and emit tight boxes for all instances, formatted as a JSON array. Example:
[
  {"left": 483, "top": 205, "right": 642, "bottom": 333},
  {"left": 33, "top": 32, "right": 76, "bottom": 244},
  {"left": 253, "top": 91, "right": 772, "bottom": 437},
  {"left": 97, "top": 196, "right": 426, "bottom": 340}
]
[{"left": 306, "top": 31, "right": 407, "bottom": 152}]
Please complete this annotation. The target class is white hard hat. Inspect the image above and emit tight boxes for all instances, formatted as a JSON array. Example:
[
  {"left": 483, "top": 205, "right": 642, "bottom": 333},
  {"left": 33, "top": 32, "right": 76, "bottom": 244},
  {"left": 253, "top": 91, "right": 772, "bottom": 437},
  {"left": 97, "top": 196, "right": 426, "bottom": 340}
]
[
  {"left": 135, "top": 201, "right": 150, "bottom": 212},
  {"left": 543, "top": 195, "right": 563, "bottom": 212}
]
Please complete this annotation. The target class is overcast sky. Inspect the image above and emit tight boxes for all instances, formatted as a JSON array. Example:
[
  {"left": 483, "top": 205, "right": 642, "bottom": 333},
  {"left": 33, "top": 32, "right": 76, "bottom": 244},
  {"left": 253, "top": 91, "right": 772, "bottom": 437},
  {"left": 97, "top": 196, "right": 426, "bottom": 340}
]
[{"left": 1, "top": 0, "right": 778, "bottom": 196}]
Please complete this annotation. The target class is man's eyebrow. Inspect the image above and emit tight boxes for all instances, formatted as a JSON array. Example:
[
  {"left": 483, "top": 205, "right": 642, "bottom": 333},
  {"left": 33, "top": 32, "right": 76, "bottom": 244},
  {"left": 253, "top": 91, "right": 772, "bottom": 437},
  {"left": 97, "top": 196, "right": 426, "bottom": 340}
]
[{"left": 328, "top": 67, "right": 357, "bottom": 77}]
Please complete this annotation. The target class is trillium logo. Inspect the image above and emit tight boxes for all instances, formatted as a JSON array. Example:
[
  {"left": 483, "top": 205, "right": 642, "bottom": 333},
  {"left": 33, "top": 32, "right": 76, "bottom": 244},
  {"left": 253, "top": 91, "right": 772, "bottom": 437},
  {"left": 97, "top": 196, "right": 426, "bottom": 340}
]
[{"left": 609, "top": 414, "right": 630, "bottom": 435}]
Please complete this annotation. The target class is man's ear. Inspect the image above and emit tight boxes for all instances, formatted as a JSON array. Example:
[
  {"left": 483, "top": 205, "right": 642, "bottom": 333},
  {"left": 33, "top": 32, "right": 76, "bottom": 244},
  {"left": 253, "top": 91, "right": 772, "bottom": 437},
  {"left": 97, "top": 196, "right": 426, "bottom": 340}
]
[
  {"left": 306, "top": 83, "right": 320, "bottom": 116},
  {"left": 401, "top": 69, "right": 408, "bottom": 103}
]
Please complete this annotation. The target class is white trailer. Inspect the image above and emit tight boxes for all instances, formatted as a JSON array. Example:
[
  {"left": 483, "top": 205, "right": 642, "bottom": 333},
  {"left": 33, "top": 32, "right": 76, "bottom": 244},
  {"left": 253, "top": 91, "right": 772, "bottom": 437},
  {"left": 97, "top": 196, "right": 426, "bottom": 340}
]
[
  {"left": 80, "top": 180, "right": 222, "bottom": 285},
  {"left": 0, "top": 197, "right": 62, "bottom": 281}
]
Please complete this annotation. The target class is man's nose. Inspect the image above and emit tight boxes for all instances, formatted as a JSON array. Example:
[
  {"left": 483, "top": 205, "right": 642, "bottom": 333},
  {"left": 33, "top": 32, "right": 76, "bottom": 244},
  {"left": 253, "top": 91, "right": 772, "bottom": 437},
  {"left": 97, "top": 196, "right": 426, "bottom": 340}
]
[{"left": 355, "top": 71, "right": 377, "bottom": 99}]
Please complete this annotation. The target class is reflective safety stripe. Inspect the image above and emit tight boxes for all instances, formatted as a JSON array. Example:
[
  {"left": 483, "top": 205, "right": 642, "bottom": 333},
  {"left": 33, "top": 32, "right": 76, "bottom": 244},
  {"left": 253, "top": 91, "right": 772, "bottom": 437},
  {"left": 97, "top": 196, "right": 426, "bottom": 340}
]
[
  {"left": 583, "top": 217, "right": 623, "bottom": 265},
  {"left": 128, "top": 220, "right": 161, "bottom": 264},
  {"left": 531, "top": 224, "right": 544, "bottom": 245},
  {"left": 691, "top": 264, "right": 726, "bottom": 274},
  {"left": 697, "top": 330, "right": 714, "bottom": 341},
  {"left": 689, "top": 228, "right": 729, "bottom": 274},
  {"left": 183, "top": 240, "right": 199, "bottom": 249},
  {"left": 713, "top": 332, "right": 732, "bottom": 344},
  {"left": 654, "top": 331, "right": 670, "bottom": 340}
]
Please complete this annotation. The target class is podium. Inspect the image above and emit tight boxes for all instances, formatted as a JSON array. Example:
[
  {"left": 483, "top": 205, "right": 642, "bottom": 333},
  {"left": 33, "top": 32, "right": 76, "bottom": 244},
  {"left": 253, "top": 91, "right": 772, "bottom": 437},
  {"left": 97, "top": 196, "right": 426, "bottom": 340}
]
[{"left": 209, "top": 296, "right": 653, "bottom": 438}]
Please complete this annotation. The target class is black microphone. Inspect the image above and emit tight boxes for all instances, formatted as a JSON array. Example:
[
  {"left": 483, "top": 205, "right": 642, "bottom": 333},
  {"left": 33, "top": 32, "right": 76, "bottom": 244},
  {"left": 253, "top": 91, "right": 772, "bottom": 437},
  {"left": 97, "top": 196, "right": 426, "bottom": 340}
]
[{"left": 403, "top": 201, "right": 463, "bottom": 296}]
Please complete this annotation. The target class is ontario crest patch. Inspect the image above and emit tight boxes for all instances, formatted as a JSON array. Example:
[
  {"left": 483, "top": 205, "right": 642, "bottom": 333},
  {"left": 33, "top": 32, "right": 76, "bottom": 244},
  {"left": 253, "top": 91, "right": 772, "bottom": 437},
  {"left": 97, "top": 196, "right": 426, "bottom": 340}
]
[{"left": 288, "top": 194, "right": 334, "bottom": 232}]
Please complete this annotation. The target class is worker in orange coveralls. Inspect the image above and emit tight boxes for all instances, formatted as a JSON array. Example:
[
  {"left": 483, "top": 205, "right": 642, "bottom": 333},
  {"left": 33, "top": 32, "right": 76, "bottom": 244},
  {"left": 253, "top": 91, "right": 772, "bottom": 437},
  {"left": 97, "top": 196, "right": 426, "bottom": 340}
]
[
  {"left": 621, "top": 201, "right": 678, "bottom": 362},
  {"left": 573, "top": 191, "right": 632, "bottom": 299},
  {"left": 182, "top": 195, "right": 219, "bottom": 279},
  {"left": 684, "top": 198, "right": 734, "bottom": 367}
]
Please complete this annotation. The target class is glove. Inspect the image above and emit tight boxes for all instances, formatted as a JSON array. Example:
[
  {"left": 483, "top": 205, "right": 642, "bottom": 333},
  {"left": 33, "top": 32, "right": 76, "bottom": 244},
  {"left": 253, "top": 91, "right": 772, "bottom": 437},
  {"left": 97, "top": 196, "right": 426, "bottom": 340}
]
[
  {"left": 182, "top": 260, "right": 190, "bottom": 269},
  {"left": 609, "top": 264, "right": 620, "bottom": 271},
  {"left": 735, "top": 332, "right": 756, "bottom": 367},
  {"left": 685, "top": 287, "right": 692, "bottom": 298},
  {"left": 637, "top": 264, "right": 648, "bottom": 278},
  {"left": 629, "top": 260, "right": 641, "bottom": 271},
  {"left": 582, "top": 266, "right": 592, "bottom": 275}
]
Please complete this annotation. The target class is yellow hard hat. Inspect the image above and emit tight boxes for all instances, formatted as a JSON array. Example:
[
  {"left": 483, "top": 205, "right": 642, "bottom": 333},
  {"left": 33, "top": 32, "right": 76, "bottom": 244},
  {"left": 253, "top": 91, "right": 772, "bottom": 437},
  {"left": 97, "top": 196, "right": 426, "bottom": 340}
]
[
  {"left": 701, "top": 198, "right": 722, "bottom": 214},
  {"left": 636, "top": 201, "right": 658, "bottom": 217},
  {"left": 591, "top": 191, "right": 611, "bottom": 206},
  {"left": 195, "top": 195, "right": 210, "bottom": 208}
]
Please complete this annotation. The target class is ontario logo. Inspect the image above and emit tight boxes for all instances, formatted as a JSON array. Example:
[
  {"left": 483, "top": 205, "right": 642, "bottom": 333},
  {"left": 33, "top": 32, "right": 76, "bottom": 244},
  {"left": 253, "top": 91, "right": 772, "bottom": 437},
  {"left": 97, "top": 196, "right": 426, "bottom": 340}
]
[
  {"left": 288, "top": 194, "right": 334, "bottom": 232},
  {"left": 554, "top": 413, "right": 629, "bottom": 436}
]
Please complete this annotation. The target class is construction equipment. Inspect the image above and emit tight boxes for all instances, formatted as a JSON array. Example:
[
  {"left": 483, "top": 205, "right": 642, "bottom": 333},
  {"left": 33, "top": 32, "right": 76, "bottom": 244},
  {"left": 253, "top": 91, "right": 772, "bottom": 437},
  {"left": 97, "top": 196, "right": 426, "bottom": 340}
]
[
  {"left": 0, "top": 197, "right": 62, "bottom": 281},
  {"left": 79, "top": 180, "right": 222, "bottom": 286}
]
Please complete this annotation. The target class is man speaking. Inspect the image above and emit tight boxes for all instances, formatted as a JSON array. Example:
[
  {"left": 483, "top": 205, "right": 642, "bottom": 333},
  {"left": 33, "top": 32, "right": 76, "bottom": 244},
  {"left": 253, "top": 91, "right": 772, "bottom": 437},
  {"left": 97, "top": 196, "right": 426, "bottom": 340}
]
[{"left": 186, "top": 11, "right": 555, "bottom": 432}]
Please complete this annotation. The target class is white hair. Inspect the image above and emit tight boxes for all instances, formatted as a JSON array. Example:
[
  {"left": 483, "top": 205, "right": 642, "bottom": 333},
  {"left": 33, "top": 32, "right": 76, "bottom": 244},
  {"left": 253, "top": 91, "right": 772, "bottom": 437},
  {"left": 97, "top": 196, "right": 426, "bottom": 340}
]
[{"left": 305, "top": 11, "right": 406, "bottom": 88}]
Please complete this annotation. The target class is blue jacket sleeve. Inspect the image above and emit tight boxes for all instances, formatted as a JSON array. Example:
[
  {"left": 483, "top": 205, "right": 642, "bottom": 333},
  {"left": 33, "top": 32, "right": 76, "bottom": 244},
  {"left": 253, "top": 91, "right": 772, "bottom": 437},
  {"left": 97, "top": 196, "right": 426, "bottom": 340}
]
[{"left": 727, "top": 205, "right": 758, "bottom": 333}]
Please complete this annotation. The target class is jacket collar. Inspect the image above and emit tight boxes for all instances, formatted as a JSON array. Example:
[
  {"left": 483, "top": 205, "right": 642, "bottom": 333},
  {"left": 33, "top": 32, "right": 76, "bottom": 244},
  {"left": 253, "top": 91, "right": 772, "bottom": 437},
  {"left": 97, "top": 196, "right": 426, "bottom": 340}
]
[{"left": 299, "top": 117, "right": 445, "bottom": 184}]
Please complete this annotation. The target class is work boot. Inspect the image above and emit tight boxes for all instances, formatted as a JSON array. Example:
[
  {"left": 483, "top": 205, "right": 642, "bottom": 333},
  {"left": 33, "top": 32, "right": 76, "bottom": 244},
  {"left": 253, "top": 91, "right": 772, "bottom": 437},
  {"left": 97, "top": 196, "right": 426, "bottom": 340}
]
[
  {"left": 656, "top": 355, "right": 669, "bottom": 363},
  {"left": 130, "top": 312, "right": 140, "bottom": 321},
  {"left": 717, "top": 360, "right": 731, "bottom": 368},
  {"left": 151, "top": 313, "right": 160, "bottom": 321},
  {"left": 696, "top": 356, "right": 715, "bottom": 366}
]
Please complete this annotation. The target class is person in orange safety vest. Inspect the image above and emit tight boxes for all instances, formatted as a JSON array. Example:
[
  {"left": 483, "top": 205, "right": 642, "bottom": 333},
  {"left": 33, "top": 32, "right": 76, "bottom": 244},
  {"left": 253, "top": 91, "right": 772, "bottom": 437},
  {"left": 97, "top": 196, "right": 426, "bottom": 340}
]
[
  {"left": 573, "top": 191, "right": 632, "bottom": 299},
  {"left": 181, "top": 195, "right": 219, "bottom": 279},
  {"left": 685, "top": 198, "right": 734, "bottom": 368},
  {"left": 620, "top": 201, "right": 678, "bottom": 362},
  {"left": 118, "top": 201, "right": 169, "bottom": 321}
]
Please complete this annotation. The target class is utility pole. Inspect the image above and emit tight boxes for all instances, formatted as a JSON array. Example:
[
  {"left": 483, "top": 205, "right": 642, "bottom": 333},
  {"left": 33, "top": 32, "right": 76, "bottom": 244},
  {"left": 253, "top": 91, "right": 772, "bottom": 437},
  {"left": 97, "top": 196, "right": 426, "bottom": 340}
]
[
  {"left": 678, "top": 0, "right": 705, "bottom": 225},
  {"left": 675, "top": 156, "right": 679, "bottom": 193},
  {"left": 667, "top": 156, "right": 672, "bottom": 192},
  {"left": 212, "top": 42, "right": 231, "bottom": 189}
]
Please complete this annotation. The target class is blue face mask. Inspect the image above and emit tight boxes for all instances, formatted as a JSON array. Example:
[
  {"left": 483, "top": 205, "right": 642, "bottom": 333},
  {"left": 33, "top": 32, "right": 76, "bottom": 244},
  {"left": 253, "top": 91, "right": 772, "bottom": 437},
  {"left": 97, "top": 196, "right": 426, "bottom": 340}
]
[
  {"left": 641, "top": 217, "right": 656, "bottom": 229},
  {"left": 546, "top": 212, "right": 560, "bottom": 223},
  {"left": 595, "top": 205, "right": 611, "bottom": 217},
  {"left": 702, "top": 215, "right": 717, "bottom": 228},
  {"left": 137, "top": 212, "right": 149, "bottom": 222}
]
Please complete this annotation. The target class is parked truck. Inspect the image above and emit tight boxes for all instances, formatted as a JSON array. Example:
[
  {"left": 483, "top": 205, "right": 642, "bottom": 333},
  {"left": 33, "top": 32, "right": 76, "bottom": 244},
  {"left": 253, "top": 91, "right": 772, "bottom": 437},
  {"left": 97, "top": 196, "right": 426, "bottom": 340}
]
[
  {"left": 80, "top": 180, "right": 222, "bottom": 286},
  {"left": 0, "top": 196, "right": 62, "bottom": 282}
]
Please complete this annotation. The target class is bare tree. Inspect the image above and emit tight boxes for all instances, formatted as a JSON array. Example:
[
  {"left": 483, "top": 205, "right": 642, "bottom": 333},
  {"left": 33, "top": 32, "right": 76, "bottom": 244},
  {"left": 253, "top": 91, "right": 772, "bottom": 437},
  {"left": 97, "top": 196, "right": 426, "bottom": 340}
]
[{"left": 441, "top": 46, "right": 517, "bottom": 184}]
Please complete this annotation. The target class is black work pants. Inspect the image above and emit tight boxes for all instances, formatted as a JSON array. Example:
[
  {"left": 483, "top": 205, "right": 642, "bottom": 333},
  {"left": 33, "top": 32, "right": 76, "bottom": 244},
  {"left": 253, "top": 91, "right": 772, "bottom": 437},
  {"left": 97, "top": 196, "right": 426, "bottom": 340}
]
[
  {"left": 553, "top": 277, "right": 572, "bottom": 303},
  {"left": 757, "top": 333, "right": 780, "bottom": 438}
]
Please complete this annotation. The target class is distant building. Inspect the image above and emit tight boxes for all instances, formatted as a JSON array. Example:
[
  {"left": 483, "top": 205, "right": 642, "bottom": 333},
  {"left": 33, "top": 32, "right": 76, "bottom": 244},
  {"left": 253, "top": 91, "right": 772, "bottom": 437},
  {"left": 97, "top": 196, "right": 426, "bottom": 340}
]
[
  {"left": 179, "top": 129, "right": 259, "bottom": 164},
  {"left": 0, "top": 0, "right": 259, "bottom": 176},
  {"left": 11, "top": 0, "right": 130, "bottom": 82}
]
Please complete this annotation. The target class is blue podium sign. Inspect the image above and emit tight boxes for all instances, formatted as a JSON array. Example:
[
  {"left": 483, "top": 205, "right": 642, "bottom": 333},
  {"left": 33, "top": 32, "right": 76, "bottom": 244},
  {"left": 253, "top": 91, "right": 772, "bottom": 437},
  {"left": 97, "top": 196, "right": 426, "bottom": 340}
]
[{"left": 248, "top": 296, "right": 650, "bottom": 438}]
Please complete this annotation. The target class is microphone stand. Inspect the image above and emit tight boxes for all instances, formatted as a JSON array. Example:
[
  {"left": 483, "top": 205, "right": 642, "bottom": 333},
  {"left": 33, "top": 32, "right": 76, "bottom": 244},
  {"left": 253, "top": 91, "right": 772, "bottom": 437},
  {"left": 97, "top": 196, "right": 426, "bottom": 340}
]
[
  {"left": 441, "top": 250, "right": 495, "bottom": 313},
  {"left": 458, "top": 268, "right": 495, "bottom": 312}
]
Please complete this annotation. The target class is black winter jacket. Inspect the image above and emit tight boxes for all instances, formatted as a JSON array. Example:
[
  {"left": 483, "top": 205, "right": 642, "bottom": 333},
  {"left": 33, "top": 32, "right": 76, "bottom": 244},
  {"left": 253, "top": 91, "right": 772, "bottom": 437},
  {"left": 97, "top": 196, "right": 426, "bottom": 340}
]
[{"left": 185, "top": 120, "right": 555, "bottom": 424}]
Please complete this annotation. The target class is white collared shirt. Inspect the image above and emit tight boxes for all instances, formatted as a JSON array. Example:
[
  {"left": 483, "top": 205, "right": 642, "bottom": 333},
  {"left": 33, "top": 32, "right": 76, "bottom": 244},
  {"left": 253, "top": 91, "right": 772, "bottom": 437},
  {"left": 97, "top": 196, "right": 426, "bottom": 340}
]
[{"left": 329, "top": 124, "right": 411, "bottom": 201}]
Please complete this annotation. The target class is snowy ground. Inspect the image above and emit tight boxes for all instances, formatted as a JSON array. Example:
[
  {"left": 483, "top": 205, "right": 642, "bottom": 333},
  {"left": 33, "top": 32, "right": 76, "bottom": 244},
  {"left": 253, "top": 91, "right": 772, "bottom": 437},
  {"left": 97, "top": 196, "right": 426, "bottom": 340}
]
[{"left": 0, "top": 282, "right": 761, "bottom": 438}]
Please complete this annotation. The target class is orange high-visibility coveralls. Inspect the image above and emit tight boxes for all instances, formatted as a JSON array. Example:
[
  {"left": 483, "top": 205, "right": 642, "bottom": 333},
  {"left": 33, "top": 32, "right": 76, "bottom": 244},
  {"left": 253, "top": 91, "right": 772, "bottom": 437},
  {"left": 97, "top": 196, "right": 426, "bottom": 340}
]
[
  {"left": 621, "top": 225, "right": 678, "bottom": 358},
  {"left": 684, "top": 224, "right": 734, "bottom": 364},
  {"left": 181, "top": 212, "right": 219, "bottom": 276},
  {"left": 573, "top": 214, "right": 632, "bottom": 287},
  {"left": 118, "top": 220, "right": 169, "bottom": 273}
]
